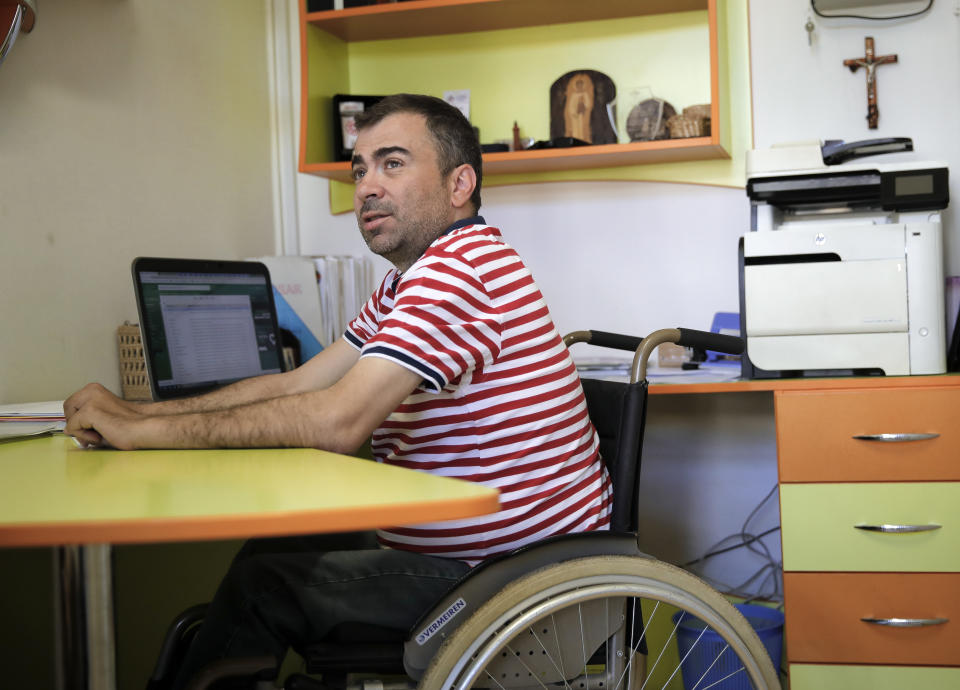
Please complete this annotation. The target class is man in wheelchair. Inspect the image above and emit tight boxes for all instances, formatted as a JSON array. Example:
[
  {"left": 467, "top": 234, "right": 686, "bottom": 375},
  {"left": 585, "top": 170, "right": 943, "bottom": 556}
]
[{"left": 65, "top": 94, "right": 617, "bottom": 689}]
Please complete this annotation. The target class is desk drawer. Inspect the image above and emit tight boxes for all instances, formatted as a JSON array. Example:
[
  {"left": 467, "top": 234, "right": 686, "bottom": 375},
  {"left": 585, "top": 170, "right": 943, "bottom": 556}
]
[
  {"left": 776, "top": 387, "right": 960, "bottom": 482},
  {"left": 789, "top": 663, "right": 960, "bottom": 690},
  {"left": 784, "top": 573, "right": 960, "bottom": 666},
  {"left": 780, "top": 483, "right": 960, "bottom": 571}
]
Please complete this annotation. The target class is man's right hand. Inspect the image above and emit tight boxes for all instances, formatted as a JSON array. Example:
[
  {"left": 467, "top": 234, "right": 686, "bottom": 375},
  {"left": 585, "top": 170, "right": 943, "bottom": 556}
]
[{"left": 63, "top": 383, "right": 143, "bottom": 448}]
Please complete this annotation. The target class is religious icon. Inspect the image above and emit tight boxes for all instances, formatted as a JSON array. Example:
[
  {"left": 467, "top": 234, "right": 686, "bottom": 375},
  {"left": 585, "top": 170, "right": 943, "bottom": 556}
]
[
  {"left": 844, "top": 37, "right": 897, "bottom": 130},
  {"left": 550, "top": 70, "right": 618, "bottom": 145}
]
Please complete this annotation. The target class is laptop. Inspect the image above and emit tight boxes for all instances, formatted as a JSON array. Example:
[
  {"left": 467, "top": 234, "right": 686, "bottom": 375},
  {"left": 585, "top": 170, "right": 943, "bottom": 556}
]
[{"left": 132, "top": 257, "right": 286, "bottom": 401}]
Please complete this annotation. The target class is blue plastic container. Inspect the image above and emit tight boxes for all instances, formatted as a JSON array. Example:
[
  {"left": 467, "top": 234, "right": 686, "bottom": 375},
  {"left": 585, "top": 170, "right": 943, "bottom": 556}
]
[{"left": 672, "top": 603, "right": 783, "bottom": 690}]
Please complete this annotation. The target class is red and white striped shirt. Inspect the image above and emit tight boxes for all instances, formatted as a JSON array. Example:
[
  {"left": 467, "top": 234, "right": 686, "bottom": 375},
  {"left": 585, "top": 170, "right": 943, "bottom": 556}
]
[{"left": 345, "top": 221, "right": 612, "bottom": 564}]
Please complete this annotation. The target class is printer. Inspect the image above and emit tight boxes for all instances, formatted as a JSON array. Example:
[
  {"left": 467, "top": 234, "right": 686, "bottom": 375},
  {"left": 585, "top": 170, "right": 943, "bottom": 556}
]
[{"left": 739, "top": 138, "right": 950, "bottom": 378}]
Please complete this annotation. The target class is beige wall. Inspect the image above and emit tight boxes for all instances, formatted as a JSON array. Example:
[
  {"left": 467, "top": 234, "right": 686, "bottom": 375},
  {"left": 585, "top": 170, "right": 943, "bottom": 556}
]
[{"left": 0, "top": 0, "right": 276, "bottom": 403}]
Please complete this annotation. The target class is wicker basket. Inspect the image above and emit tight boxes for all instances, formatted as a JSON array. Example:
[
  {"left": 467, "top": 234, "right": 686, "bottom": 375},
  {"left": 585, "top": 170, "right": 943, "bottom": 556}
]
[
  {"left": 665, "top": 114, "right": 702, "bottom": 138},
  {"left": 666, "top": 103, "right": 712, "bottom": 138},
  {"left": 683, "top": 103, "right": 712, "bottom": 122},
  {"left": 117, "top": 322, "right": 152, "bottom": 401}
]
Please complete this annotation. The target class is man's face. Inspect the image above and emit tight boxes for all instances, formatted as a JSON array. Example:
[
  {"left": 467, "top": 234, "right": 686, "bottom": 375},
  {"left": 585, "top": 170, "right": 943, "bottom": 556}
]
[{"left": 351, "top": 112, "right": 455, "bottom": 272}]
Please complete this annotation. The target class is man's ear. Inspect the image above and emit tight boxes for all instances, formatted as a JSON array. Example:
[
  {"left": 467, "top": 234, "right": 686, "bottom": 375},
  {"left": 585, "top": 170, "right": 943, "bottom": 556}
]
[{"left": 449, "top": 164, "right": 477, "bottom": 210}]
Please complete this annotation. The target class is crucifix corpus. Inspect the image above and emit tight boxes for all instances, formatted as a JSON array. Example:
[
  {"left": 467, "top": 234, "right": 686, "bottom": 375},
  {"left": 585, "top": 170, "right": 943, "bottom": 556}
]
[{"left": 844, "top": 37, "right": 898, "bottom": 129}]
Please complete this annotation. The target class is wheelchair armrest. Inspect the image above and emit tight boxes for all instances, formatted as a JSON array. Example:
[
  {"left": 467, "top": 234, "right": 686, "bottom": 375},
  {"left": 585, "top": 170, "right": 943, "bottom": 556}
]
[
  {"left": 147, "top": 603, "right": 208, "bottom": 689},
  {"left": 403, "top": 531, "right": 649, "bottom": 679}
]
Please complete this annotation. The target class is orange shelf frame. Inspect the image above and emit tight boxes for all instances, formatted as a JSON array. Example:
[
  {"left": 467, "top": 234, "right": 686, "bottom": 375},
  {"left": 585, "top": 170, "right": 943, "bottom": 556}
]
[
  {"left": 298, "top": 0, "right": 723, "bottom": 182},
  {"left": 303, "top": 137, "right": 727, "bottom": 183},
  {"left": 304, "top": 0, "right": 710, "bottom": 42}
]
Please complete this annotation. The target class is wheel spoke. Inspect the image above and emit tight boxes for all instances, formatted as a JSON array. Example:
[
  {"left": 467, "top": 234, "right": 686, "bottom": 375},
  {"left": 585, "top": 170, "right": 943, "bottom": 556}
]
[
  {"left": 687, "top": 641, "right": 728, "bottom": 690},
  {"left": 551, "top": 613, "right": 567, "bottom": 683},
  {"left": 501, "top": 639, "right": 551, "bottom": 689},
  {"left": 527, "top": 625, "right": 573, "bottom": 690},
  {"left": 482, "top": 667, "right": 509, "bottom": 690},
  {"left": 698, "top": 665, "right": 747, "bottom": 690},
  {"left": 662, "top": 621, "right": 710, "bottom": 689},
  {"left": 614, "top": 597, "right": 656, "bottom": 690},
  {"left": 639, "top": 606, "right": 683, "bottom": 690},
  {"left": 578, "top": 600, "right": 590, "bottom": 688}
]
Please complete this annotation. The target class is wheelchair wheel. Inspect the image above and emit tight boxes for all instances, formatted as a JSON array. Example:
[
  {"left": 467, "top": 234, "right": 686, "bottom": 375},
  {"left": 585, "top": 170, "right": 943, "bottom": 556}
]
[{"left": 418, "top": 556, "right": 780, "bottom": 690}]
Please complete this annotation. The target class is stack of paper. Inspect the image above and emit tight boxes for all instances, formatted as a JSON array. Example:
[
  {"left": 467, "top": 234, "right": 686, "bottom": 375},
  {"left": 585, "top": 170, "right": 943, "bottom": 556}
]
[
  {"left": 576, "top": 360, "right": 741, "bottom": 385},
  {"left": 312, "top": 256, "right": 376, "bottom": 345},
  {"left": 0, "top": 401, "right": 66, "bottom": 440},
  {"left": 576, "top": 358, "right": 633, "bottom": 381}
]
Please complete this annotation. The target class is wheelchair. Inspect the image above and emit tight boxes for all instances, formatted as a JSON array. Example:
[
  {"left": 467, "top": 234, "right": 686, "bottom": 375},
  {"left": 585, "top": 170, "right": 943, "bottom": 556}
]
[{"left": 150, "top": 328, "right": 781, "bottom": 690}]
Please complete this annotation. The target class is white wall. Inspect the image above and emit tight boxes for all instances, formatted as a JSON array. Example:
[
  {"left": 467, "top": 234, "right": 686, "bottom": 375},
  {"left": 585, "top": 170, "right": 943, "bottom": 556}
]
[
  {"left": 0, "top": 0, "right": 276, "bottom": 403},
  {"left": 751, "top": 0, "right": 960, "bottom": 273},
  {"left": 298, "top": 177, "right": 748, "bottom": 334}
]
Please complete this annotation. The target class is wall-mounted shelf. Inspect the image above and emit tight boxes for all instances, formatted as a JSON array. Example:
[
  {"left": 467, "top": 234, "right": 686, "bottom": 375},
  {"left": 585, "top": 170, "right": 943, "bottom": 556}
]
[
  {"left": 298, "top": 0, "right": 727, "bottom": 184},
  {"left": 303, "top": 136, "right": 726, "bottom": 183},
  {"left": 304, "top": 0, "right": 710, "bottom": 42}
]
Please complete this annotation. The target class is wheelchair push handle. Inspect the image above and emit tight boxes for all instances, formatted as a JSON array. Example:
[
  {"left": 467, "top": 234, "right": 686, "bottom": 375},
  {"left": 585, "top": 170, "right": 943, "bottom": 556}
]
[
  {"left": 564, "top": 328, "right": 743, "bottom": 356},
  {"left": 564, "top": 327, "right": 745, "bottom": 383},
  {"left": 579, "top": 330, "right": 644, "bottom": 352},
  {"left": 676, "top": 328, "right": 744, "bottom": 356}
]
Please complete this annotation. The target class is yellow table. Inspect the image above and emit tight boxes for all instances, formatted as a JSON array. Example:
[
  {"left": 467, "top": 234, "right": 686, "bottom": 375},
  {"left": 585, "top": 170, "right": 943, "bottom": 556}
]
[{"left": 0, "top": 435, "right": 500, "bottom": 690}]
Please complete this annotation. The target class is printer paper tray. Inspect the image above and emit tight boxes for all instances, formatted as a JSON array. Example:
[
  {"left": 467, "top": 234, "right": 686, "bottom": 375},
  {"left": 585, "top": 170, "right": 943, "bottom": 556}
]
[
  {"left": 746, "top": 333, "right": 910, "bottom": 376},
  {"left": 745, "top": 259, "right": 907, "bottom": 337}
]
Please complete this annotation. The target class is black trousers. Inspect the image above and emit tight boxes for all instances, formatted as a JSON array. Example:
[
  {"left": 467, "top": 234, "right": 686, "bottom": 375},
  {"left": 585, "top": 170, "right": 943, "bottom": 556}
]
[{"left": 171, "top": 531, "right": 471, "bottom": 689}]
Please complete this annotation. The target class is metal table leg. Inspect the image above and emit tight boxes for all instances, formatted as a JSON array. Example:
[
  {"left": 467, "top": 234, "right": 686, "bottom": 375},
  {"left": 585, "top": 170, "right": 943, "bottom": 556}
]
[{"left": 54, "top": 544, "right": 116, "bottom": 690}]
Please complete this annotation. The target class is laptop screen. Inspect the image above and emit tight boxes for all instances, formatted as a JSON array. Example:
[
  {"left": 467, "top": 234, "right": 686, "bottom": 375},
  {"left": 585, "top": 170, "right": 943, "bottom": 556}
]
[{"left": 132, "top": 257, "right": 285, "bottom": 400}]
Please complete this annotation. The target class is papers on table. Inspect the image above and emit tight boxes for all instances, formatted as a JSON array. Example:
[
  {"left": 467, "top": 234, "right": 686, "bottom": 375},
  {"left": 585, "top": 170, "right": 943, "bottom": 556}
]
[
  {"left": 576, "top": 360, "right": 742, "bottom": 385},
  {"left": 0, "top": 401, "right": 66, "bottom": 440},
  {"left": 576, "top": 357, "right": 633, "bottom": 380},
  {"left": 645, "top": 363, "right": 742, "bottom": 385},
  {"left": 0, "top": 422, "right": 63, "bottom": 439}
]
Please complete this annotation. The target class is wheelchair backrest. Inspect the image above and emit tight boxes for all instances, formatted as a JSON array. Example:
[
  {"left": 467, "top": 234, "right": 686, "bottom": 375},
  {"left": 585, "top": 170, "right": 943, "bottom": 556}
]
[{"left": 580, "top": 376, "right": 648, "bottom": 533}]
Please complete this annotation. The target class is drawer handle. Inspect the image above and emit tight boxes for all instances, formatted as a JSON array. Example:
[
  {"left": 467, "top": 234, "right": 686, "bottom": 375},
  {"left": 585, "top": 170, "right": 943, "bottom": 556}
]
[
  {"left": 852, "top": 432, "right": 940, "bottom": 442},
  {"left": 861, "top": 616, "right": 950, "bottom": 627},
  {"left": 854, "top": 523, "right": 942, "bottom": 533}
]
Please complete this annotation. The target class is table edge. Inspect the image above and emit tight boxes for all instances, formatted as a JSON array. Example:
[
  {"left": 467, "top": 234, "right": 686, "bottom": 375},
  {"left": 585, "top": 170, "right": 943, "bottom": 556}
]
[{"left": 0, "top": 492, "right": 501, "bottom": 547}]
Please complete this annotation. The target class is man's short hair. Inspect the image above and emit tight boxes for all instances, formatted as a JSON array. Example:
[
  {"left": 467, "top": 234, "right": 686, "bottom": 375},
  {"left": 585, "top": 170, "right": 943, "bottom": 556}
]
[{"left": 354, "top": 94, "right": 482, "bottom": 213}]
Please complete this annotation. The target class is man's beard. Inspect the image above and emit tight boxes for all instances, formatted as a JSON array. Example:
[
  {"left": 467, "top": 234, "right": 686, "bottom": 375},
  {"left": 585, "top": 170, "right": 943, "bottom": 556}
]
[{"left": 356, "top": 198, "right": 449, "bottom": 270}]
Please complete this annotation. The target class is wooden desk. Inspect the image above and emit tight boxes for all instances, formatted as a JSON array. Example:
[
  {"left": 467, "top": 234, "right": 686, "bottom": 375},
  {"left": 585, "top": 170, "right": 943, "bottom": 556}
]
[
  {"left": 649, "top": 372, "right": 960, "bottom": 689},
  {"left": 0, "top": 436, "right": 500, "bottom": 690},
  {"left": 647, "top": 370, "right": 960, "bottom": 396}
]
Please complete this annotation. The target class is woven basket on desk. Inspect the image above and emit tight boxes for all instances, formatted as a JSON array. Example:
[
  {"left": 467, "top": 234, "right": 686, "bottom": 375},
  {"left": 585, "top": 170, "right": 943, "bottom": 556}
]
[{"left": 117, "top": 322, "right": 152, "bottom": 401}]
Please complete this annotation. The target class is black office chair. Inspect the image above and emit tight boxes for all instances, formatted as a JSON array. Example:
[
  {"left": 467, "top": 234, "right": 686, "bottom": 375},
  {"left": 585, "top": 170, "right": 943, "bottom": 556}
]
[{"left": 150, "top": 328, "right": 781, "bottom": 690}]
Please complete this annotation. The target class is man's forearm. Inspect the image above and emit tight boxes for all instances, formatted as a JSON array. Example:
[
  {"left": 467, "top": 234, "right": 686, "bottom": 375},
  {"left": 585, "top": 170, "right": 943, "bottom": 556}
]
[
  {"left": 140, "top": 371, "right": 295, "bottom": 416},
  {"left": 141, "top": 339, "right": 359, "bottom": 416},
  {"left": 73, "top": 348, "right": 421, "bottom": 452},
  {"left": 136, "top": 390, "right": 347, "bottom": 451}
]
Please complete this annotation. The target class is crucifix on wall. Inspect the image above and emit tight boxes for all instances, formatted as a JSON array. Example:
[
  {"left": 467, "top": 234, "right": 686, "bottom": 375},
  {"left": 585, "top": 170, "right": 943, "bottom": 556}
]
[{"left": 844, "top": 37, "right": 898, "bottom": 129}]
